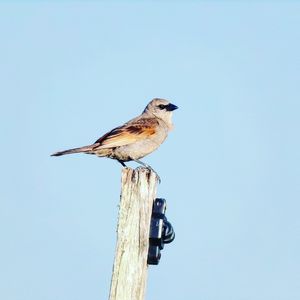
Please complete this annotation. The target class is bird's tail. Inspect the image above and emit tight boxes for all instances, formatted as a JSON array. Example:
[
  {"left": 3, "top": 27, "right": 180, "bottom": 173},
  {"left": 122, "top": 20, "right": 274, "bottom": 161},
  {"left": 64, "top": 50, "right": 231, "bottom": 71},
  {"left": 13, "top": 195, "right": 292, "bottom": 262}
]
[{"left": 51, "top": 145, "right": 94, "bottom": 157}]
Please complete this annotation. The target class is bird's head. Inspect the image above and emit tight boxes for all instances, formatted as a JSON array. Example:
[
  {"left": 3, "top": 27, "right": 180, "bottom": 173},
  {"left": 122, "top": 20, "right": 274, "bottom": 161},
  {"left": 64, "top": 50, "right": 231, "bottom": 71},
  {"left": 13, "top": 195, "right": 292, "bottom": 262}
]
[{"left": 143, "top": 98, "right": 178, "bottom": 128}]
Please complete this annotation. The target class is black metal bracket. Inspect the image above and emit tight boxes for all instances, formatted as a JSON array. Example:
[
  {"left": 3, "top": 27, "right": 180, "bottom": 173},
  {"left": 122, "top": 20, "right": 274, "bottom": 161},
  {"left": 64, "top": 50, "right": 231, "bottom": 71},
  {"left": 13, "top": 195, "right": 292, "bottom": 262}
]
[{"left": 147, "top": 198, "right": 175, "bottom": 265}]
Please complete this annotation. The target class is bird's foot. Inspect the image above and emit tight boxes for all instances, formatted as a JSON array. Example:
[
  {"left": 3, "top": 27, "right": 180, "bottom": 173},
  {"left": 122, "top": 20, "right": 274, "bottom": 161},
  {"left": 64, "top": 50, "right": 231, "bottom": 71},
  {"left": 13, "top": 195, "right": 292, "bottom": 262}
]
[
  {"left": 134, "top": 160, "right": 161, "bottom": 184},
  {"left": 146, "top": 167, "right": 161, "bottom": 184},
  {"left": 135, "top": 166, "right": 161, "bottom": 184}
]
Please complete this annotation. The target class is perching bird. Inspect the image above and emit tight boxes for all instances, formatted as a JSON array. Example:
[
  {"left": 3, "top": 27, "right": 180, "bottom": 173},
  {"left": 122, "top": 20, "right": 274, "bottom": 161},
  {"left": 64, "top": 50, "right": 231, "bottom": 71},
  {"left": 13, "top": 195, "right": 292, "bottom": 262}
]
[{"left": 51, "top": 98, "right": 178, "bottom": 178}]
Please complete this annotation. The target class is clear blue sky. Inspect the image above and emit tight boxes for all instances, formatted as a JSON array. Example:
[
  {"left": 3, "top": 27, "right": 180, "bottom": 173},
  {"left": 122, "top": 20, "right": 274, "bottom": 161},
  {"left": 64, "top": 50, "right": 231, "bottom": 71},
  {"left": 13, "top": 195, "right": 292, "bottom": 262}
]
[{"left": 0, "top": 2, "right": 299, "bottom": 300}]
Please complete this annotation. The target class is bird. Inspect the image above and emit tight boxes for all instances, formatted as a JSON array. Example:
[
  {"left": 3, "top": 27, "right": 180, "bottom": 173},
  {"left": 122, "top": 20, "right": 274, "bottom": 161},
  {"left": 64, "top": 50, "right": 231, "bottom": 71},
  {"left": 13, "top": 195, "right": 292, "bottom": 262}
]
[{"left": 51, "top": 98, "right": 178, "bottom": 180}]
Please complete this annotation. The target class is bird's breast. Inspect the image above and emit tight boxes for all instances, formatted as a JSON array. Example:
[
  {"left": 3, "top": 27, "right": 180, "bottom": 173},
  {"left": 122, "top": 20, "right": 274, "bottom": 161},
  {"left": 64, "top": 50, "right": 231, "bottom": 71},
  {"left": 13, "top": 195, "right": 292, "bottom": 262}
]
[{"left": 113, "top": 130, "right": 168, "bottom": 160}]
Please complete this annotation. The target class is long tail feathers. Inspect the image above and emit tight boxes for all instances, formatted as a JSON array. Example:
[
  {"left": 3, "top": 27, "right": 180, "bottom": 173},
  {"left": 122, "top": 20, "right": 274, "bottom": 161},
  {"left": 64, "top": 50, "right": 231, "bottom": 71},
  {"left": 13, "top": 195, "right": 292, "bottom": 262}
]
[{"left": 51, "top": 145, "right": 94, "bottom": 157}]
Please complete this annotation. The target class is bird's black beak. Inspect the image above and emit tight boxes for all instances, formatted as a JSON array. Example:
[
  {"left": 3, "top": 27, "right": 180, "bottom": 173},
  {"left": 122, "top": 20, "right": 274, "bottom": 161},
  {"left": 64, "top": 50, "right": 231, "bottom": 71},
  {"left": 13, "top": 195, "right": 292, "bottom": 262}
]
[{"left": 166, "top": 103, "right": 178, "bottom": 111}]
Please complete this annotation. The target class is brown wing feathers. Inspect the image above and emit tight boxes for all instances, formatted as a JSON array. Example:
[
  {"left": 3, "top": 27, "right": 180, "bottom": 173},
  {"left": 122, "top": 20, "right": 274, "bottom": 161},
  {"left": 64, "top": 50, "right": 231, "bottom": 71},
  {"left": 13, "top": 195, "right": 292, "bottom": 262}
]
[
  {"left": 93, "top": 118, "right": 158, "bottom": 149},
  {"left": 52, "top": 119, "right": 158, "bottom": 156}
]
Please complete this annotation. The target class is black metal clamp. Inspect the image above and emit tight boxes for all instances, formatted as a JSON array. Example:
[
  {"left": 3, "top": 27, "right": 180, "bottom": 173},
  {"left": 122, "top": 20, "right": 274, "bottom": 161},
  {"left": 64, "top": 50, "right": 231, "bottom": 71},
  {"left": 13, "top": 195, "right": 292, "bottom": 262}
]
[{"left": 147, "top": 198, "right": 175, "bottom": 265}]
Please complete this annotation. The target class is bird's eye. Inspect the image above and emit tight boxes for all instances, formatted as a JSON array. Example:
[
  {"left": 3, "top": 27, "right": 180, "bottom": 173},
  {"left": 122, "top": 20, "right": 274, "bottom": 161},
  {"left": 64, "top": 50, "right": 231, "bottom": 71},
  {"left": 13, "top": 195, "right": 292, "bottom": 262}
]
[{"left": 158, "top": 104, "right": 166, "bottom": 110}]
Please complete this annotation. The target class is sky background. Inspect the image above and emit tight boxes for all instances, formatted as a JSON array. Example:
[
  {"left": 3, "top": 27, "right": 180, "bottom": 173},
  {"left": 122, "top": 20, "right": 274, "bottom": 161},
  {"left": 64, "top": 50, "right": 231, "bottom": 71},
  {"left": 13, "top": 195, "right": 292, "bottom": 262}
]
[{"left": 1, "top": 1, "right": 299, "bottom": 300}]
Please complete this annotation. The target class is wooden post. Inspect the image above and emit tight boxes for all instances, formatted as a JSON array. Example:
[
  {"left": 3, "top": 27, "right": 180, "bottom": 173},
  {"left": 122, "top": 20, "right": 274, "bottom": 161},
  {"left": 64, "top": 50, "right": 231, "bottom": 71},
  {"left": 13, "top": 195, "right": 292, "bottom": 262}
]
[{"left": 109, "top": 167, "right": 158, "bottom": 300}]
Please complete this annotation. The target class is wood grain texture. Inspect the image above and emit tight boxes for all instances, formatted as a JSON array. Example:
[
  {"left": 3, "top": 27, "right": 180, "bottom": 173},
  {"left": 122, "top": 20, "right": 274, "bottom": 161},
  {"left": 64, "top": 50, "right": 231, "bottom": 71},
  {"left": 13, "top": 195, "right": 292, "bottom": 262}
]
[{"left": 109, "top": 167, "right": 158, "bottom": 300}]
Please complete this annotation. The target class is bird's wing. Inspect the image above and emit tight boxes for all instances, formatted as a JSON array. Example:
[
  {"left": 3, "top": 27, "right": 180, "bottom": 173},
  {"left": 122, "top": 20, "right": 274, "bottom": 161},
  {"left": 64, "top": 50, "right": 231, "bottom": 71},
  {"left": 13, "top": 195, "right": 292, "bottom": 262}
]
[{"left": 93, "top": 118, "right": 159, "bottom": 149}]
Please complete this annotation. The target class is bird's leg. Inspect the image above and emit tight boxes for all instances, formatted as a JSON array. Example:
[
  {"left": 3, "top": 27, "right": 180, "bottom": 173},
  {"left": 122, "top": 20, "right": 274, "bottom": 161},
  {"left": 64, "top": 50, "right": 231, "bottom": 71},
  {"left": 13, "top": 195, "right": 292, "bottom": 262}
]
[
  {"left": 117, "top": 160, "right": 127, "bottom": 167},
  {"left": 133, "top": 159, "right": 161, "bottom": 183}
]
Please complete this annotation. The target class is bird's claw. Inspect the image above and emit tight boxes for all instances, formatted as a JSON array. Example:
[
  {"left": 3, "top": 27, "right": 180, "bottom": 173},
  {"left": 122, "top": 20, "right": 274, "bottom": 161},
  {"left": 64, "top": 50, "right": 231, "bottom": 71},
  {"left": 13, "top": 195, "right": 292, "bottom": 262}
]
[
  {"left": 155, "top": 173, "right": 161, "bottom": 184},
  {"left": 146, "top": 167, "right": 161, "bottom": 184},
  {"left": 135, "top": 166, "right": 161, "bottom": 184}
]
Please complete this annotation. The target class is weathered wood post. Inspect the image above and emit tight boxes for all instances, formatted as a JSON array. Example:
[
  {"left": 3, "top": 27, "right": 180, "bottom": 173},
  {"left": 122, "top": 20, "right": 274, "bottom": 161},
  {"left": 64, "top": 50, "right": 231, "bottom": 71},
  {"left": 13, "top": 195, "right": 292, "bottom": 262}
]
[{"left": 109, "top": 167, "right": 159, "bottom": 300}]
